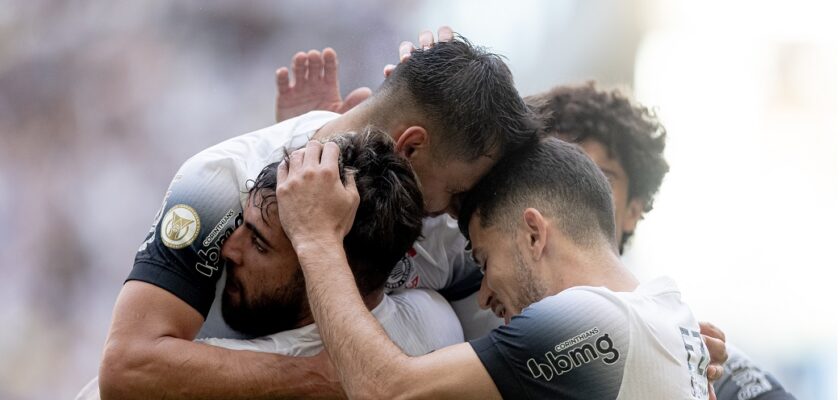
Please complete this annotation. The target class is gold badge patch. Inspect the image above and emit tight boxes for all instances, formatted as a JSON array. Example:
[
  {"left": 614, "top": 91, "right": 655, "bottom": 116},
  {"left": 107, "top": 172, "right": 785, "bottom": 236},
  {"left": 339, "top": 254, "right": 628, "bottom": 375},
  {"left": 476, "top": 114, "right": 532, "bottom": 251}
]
[{"left": 161, "top": 204, "right": 201, "bottom": 249}]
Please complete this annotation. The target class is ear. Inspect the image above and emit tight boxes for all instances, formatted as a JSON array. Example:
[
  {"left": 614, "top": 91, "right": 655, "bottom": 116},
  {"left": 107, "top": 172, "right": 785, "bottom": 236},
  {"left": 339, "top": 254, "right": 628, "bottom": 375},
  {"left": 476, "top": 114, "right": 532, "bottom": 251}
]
[
  {"left": 393, "top": 126, "right": 429, "bottom": 160},
  {"left": 522, "top": 208, "right": 549, "bottom": 261},
  {"left": 621, "top": 198, "right": 644, "bottom": 235}
]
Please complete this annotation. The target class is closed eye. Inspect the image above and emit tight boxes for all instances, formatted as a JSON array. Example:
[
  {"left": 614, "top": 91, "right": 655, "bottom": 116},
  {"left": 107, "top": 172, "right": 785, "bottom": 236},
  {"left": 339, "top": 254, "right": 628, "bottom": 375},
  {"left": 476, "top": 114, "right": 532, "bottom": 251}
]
[{"left": 251, "top": 235, "right": 267, "bottom": 254}]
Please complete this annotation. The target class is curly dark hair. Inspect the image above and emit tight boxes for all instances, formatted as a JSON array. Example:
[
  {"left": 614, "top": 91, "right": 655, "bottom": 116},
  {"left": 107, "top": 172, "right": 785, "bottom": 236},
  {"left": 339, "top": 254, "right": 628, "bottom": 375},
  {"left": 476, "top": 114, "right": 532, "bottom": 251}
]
[
  {"left": 249, "top": 128, "right": 424, "bottom": 295},
  {"left": 524, "top": 82, "right": 669, "bottom": 250}
]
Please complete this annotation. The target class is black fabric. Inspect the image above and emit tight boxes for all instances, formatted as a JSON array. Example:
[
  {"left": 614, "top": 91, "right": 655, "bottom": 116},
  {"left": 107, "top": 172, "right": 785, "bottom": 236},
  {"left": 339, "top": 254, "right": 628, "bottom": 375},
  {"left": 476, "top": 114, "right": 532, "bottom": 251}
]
[
  {"left": 714, "top": 348, "right": 797, "bottom": 400},
  {"left": 439, "top": 265, "right": 483, "bottom": 301},
  {"left": 468, "top": 290, "right": 629, "bottom": 399}
]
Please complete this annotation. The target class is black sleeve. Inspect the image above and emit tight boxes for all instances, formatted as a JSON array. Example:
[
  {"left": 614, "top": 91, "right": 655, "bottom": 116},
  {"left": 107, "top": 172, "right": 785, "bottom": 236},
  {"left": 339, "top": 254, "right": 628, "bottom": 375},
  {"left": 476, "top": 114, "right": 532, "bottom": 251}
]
[
  {"left": 128, "top": 159, "right": 243, "bottom": 318},
  {"left": 714, "top": 345, "right": 798, "bottom": 400},
  {"left": 469, "top": 289, "right": 630, "bottom": 399}
]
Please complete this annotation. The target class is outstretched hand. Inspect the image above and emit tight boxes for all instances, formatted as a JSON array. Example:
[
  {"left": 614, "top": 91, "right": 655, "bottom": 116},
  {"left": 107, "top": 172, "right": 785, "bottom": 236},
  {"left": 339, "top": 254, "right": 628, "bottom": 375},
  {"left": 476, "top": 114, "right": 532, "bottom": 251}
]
[
  {"left": 275, "top": 141, "right": 359, "bottom": 250},
  {"left": 274, "top": 26, "right": 455, "bottom": 121},
  {"left": 275, "top": 48, "right": 372, "bottom": 122}
]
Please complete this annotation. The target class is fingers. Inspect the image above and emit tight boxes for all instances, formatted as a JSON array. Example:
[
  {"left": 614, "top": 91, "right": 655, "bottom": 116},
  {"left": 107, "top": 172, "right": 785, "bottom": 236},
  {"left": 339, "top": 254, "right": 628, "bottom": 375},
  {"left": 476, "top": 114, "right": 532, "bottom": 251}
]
[
  {"left": 276, "top": 159, "right": 289, "bottom": 185},
  {"left": 708, "top": 382, "right": 717, "bottom": 400},
  {"left": 397, "top": 26, "right": 454, "bottom": 69},
  {"left": 306, "top": 50, "right": 323, "bottom": 81},
  {"left": 276, "top": 67, "right": 290, "bottom": 94},
  {"left": 704, "top": 334, "right": 728, "bottom": 365},
  {"left": 399, "top": 41, "right": 415, "bottom": 63},
  {"left": 343, "top": 167, "right": 360, "bottom": 201},
  {"left": 288, "top": 146, "right": 305, "bottom": 172},
  {"left": 322, "top": 47, "right": 338, "bottom": 85},
  {"left": 320, "top": 141, "right": 340, "bottom": 170},
  {"left": 438, "top": 25, "right": 453, "bottom": 42},
  {"left": 700, "top": 321, "right": 726, "bottom": 343},
  {"left": 303, "top": 140, "right": 324, "bottom": 168},
  {"left": 338, "top": 87, "right": 372, "bottom": 113},
  {"left": 383, "top": 64, "right": 396, "bottom": 78},
  {"left": 706, "top": 364, "right": 724, "bottom": 381},
  {"left": 291, "top": 51, "right": 307, "bottom": 84},
  {"left": 418, "top": 30, "right": 434, "bottom": 50}
]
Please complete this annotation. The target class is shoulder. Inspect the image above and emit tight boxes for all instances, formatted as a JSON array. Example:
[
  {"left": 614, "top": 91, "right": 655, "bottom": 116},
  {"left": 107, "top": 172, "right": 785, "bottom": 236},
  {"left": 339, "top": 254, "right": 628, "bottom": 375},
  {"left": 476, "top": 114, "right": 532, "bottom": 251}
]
[
  {"left": 184, "top": 110, "right": 339, "bottom": 174},
  {"left": 512, "top": 287, "right": 630, "bottom": 333},
  {"left": 469, "top": 288, "right": 631, "bottom": 399},
  {"left": 380, "top": 289, "right": 464, "bottom": 355},
  {"left": 386, "top": 288, "right": 462, "bottom": 329}
]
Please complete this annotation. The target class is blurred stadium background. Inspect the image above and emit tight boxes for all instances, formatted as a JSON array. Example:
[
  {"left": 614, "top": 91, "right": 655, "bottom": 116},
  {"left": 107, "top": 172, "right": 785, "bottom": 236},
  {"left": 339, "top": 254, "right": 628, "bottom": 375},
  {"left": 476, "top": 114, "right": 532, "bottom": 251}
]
[{"left": 0, "top": 1, "right": 836, "bottom": 399}]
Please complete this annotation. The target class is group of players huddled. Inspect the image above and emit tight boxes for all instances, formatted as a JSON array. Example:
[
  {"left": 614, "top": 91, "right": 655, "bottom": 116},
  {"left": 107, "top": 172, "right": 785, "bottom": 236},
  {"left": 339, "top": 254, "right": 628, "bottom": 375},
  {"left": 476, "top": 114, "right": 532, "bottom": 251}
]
[{"left": 78, "top": 27, "right": 795, "bottom": 399}]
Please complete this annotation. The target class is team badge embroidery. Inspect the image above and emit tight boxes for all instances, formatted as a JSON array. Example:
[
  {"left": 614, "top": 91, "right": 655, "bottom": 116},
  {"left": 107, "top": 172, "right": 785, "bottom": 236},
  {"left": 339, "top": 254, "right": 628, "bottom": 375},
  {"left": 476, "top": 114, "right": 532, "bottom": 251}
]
[
  {"left": 385, "top": 255, "right": 417, "bottom": 289},
  {"left": 161, "top": 204, "right": 201, "bottom": 249}
]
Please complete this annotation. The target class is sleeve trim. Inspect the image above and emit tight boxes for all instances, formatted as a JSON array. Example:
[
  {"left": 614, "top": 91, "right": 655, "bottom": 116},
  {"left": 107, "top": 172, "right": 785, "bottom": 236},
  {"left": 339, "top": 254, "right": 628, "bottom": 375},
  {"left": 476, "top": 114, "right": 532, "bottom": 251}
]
[{"left": 127, "top": 260, "right": 216, "bottom": 318}]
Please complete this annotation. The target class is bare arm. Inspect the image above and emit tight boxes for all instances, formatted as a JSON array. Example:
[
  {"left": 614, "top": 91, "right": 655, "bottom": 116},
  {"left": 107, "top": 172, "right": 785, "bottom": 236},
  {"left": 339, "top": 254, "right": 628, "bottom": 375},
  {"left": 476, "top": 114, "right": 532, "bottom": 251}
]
[
  {"left": 296, "top": 240, "right": 500, "bottom": 399},
  {"left": 273, "top": 141, "right": 501, "bottom": 399},
  {"left": 98, "top": 281, "right": 341, "bottom": 400}
]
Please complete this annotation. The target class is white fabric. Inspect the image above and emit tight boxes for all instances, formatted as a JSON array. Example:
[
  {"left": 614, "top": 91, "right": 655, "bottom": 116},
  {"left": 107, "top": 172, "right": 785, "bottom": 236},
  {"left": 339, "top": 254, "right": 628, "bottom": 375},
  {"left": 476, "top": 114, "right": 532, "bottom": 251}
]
[
  {"left": 75, "top": 289, "right": 462, "bottom": 400},
  {"left": 611, "top": 277, "right": 711, "bottom": 399},
  {"left": 386, "top": 214, "right": 468, "bottom": 291},
  {"left": 201, "top": 288, "right": 463, "bottom": 357}
]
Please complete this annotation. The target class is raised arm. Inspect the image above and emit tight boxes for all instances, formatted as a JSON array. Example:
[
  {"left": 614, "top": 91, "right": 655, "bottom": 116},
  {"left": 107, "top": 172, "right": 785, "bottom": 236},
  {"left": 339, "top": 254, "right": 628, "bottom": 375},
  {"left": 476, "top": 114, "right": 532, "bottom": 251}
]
[
  {"left": 98, "top": 281, "right": 341, "bottom": 400},
  {"left": 272, "top": 141, "right": 500, "bottom": 399}
]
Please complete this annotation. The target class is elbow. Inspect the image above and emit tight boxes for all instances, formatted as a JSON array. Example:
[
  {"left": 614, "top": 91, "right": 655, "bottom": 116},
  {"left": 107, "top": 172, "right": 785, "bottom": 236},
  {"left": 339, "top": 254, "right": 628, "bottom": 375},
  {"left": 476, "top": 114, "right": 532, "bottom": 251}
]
[{"left": 98, "top": 338, "right": 151, "bottom": 400}]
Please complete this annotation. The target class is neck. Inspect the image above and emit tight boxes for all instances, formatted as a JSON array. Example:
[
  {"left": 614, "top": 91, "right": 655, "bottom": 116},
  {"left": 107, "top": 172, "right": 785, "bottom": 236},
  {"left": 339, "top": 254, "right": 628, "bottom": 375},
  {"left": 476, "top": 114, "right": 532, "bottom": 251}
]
[
  {"left": 312, "top": 96, "right": 415, "bottom": 142},
  {"left": 296, "top": 287, "right": 385, "bottom": 328},
  {"left": 544, "top": 238, "right": 639, "bottom": 295}
]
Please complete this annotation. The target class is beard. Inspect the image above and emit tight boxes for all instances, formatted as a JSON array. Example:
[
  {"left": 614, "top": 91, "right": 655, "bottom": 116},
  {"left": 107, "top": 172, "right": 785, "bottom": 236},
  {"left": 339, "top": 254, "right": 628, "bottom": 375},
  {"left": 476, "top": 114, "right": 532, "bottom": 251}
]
[
  {"left": 512, "top": 247, "right": 549, "bottom": 312},
  {"left": 221, "top": 267, "right": 310, "bottom": 337}
]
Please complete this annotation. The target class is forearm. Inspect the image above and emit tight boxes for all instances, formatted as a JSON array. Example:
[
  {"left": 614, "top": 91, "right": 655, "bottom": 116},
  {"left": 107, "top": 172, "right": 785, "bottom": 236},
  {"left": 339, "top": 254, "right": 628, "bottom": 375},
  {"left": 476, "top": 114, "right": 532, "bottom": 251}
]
[
  {"left": 100, "top": 335, "right": 341, "bottom": 400},
  {"left": 297, "top": 240, "right": 412, "bottom": 399}
]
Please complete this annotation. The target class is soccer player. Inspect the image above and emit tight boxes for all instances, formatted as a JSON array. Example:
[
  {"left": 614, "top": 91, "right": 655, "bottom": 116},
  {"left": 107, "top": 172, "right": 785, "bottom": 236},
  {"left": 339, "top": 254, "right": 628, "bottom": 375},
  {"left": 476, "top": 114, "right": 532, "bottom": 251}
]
[
  {"left": 96, "top": 32, "right": 536, "bottom": 399},
  {"left": 524, "top": 83, "right": 796, "bottom": 399},
  {"left": 271, "top": 137, "right": 718, "bottom": 399},
  {"left": 77, "top": 130, "right": 463, "bottom": 400}
]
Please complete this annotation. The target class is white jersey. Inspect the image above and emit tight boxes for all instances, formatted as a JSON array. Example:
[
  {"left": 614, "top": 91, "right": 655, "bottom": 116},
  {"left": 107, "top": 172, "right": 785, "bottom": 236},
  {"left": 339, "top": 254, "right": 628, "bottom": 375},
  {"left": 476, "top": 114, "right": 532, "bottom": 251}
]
[
  {"left": 127, "top": 111, "right": 341, "bottom": 340},
  {"left": 200, "top": 288, "right": 463, "bottom": 356},
  {"left": 471, "top": 276, "right": 710, "bottom": 399},
  {"left": 76, "top": 289, "right": 462, "bottom": 400},
  {"left": 385, "top": 214, "right": 471, "bottom": 291},
  {"left": 401, "top": 215, "right": 504, "bottom": 340}
]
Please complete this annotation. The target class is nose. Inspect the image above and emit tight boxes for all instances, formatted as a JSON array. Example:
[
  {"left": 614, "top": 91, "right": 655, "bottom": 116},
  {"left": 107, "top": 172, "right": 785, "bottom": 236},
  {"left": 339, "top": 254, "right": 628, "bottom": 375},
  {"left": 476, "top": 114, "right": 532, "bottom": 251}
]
[
  {"left": 477, "top": 277, "right": 493, "bottom": 310},
  {"left": 221, "top": 226, "right": 245, "bottom": 266}
]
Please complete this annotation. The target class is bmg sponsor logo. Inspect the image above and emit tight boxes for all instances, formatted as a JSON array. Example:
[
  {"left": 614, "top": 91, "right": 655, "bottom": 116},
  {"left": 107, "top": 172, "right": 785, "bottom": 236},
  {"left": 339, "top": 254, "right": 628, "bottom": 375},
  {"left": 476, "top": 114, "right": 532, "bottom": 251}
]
[
  {"left": 526, "top": 329, "right": 620, "bottom": 382},
  {"left": 195, "top": 212, "right": 243, "bottom": 277}
]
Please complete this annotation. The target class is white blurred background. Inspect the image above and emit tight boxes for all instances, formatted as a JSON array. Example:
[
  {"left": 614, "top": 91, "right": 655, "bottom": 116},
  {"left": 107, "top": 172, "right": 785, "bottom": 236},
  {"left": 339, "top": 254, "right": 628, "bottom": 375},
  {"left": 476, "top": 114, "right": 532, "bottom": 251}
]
[{"left": 0, "top": 1, "right": 836, "bottom": 399}]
